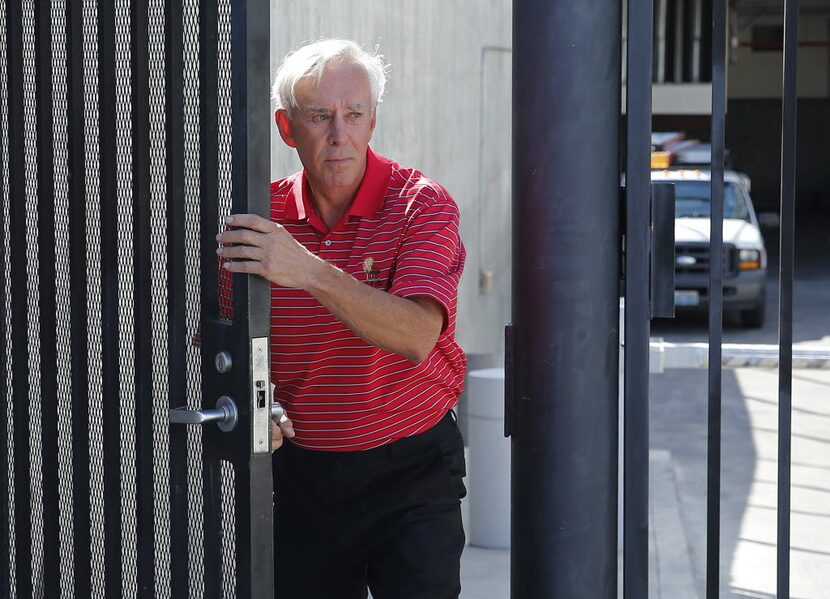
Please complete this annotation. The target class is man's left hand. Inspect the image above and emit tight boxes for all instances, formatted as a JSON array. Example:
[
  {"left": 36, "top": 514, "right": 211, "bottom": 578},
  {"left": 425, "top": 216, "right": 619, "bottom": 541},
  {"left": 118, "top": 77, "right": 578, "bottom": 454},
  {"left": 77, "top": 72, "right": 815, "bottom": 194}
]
[{"left": 217, "top": 214, "right": 319, "bottom": 289}]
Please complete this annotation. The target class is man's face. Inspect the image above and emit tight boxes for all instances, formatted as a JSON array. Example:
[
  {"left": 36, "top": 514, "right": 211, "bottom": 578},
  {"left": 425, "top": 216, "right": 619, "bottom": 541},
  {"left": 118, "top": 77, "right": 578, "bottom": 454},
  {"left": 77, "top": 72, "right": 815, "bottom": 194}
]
[{"left": 276, "top": 62, "right": 376, "bottom": 194}]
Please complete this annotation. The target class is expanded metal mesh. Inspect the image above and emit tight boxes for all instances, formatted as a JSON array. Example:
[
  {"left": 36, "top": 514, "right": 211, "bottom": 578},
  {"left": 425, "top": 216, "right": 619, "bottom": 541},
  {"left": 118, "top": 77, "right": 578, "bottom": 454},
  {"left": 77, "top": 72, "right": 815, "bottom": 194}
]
[
  {"left": 218, "top": 2, "right": 235, "bottom": 591},
  {"left": 21, "top": 2, "right": 45, "bottom": 596},
  {"left": 148, "top": 0, "right": 172, "bottom": 596},
  {"left": 81, "top": 0, "right": 106, "bottom": 595},
  {"left": 0, "top": 0, "right": 16, "bottom": 594},
  {"left": 221, "top": 460, "right": 237, "bottom": 598},
  {"left": 183, "top": 0, "right": 206, "bottom": 594},
  {"left": 50, "top": 0, "right": 76, "bottom": 595},
  {"left": 114, "top": 0, "right": 138, "bottom": 596},
  {"left": 217, "top": 0, "right": 233, "bottom": 222}
]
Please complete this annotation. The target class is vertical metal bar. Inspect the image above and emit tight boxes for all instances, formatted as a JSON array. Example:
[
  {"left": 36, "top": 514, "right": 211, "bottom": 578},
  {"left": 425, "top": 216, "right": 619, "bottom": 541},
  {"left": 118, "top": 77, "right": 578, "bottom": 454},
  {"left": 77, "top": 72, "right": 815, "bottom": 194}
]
[
  {"left": 0, "top": 17, "right": 9, "bottom": 590},
  {"left": 165, "top": 0, "right": 190, "bottom": 594},
  {"left": 624, "top": 0, "right": 653, "bottom": 594},
  {"left": 674, "top": 0, "right": 685, "bottom": 82},
  {"left": 130, "top": 0, "right": 155, "bottom": 594},
  {"left": 230, "top": 0, "right": 272, "bottom": 596},
  {"left": 622, "top": 0, "right": 627, "bottom": 94},
  {"left": 200, "top": 0, "right": 219, "bottom": 318},
  {"left": 97, "top": 0, "right": 123, "bottom": 594},
  {"left": 656, "top": 0, "right": 667, "bottom": 83},
  {"left": 707, "top": 1, "right": 727, "bottom": 597},
  {"left": 66, "top": 0, "right": 92, "bottom": 594},
  {"left": 34, "top": 0, "right": 60, "bottom": 595},
  {"left": 777, "top": 0, "right": 798, "bottom": 596},
  {"left": 511, "top": 1, "right": 621, "bottom": 597},
  {"left": 692, "top": 0, "right": 703, "bottom": 82},
  {"left": 199, "top": 0, "right": 222, "bottom": 595},
  {"left": 6, "top": 1, "right": 33, "bottom": 594},
  {"left": 202, "top": 459, "right": 222, "bottom": 599}
]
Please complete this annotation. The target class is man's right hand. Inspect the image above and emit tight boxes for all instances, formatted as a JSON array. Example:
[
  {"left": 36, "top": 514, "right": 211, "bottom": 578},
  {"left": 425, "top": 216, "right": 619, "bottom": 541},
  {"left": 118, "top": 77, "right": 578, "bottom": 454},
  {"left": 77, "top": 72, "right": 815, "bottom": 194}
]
[{"left": 271, "top": 414, "right": 295, "bottom": 452}]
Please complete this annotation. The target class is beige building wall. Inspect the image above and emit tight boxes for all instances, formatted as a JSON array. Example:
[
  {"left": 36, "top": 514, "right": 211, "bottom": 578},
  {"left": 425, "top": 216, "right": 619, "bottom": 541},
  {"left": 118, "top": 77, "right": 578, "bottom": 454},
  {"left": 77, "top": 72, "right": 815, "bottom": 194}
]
[
  {"left": 728, "top": 14, "right": 830, "bottom": 99},
  {"left": 269, "top": 1, "right": 513, "bottom": 357}
]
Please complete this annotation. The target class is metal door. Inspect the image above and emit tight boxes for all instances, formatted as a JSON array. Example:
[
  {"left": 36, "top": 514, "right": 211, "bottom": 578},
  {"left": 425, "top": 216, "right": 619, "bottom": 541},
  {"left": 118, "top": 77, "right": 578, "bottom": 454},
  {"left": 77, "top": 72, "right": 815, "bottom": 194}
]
[{"left": 0, "top": 0, "right": 273, "bottom": 596}]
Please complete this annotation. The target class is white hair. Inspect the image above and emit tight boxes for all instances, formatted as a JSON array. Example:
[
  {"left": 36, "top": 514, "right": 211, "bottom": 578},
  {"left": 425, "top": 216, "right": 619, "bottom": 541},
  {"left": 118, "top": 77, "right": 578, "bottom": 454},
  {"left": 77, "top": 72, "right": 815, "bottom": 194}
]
[{"left": 272, "top": 39, "right": 389, "bottom": 112}]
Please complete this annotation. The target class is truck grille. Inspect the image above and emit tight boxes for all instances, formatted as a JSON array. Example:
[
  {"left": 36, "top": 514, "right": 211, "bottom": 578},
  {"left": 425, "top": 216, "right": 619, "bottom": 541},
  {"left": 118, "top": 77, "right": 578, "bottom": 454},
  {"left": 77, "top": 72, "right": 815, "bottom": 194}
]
[{"left": 674, "top": 243, "right": 738, "bottom": 278}]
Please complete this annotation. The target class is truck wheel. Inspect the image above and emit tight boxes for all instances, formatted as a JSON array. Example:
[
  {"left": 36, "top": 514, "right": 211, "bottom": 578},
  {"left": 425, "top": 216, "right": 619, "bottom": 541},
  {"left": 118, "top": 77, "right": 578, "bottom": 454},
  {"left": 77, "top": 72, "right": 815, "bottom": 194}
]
[{"left": 740, "top": 296, "right": 766, "bottom": 329}]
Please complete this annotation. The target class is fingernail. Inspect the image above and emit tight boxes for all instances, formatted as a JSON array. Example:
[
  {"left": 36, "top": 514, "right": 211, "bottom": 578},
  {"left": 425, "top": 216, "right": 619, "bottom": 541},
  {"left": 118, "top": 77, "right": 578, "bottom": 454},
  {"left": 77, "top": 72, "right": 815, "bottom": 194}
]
[
  {"left": 215, "top": 233, "right": 221, "bottom": 241},
  {"left": 224, "top": 215, "right": 234, "bottom": 223}
]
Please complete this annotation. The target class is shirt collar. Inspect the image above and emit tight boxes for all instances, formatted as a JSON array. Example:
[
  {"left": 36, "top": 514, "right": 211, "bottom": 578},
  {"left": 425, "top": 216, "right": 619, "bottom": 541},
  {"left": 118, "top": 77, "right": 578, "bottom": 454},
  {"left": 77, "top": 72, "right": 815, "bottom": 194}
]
[{"left": 284, "top": 147, "right": 391, "bottom": 223}]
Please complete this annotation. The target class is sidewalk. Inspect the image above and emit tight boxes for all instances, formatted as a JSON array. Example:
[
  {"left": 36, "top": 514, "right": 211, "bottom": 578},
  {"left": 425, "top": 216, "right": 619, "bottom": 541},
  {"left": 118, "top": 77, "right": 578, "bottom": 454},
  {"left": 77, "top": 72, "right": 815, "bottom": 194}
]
[
  {"left": 458, "top": 450, "right": 697, "bottom": 599},
  {"left": 458, "top": 362, "right": 830, "bottom": 598}
]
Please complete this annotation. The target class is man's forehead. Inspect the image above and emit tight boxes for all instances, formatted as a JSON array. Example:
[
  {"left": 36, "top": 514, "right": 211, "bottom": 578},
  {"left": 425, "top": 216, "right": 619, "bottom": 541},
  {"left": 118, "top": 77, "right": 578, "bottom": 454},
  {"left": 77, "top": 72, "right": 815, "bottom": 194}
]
[{"left": 294, "top": 62, "right": 372, "bottom": 107}]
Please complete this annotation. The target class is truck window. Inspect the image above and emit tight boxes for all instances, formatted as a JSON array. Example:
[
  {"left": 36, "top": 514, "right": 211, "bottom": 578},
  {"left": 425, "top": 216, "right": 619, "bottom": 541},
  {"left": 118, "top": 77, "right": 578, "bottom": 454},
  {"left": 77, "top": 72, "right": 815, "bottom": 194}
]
[{"left": 674, "top": 181, "right": 750, "bottom": 222}]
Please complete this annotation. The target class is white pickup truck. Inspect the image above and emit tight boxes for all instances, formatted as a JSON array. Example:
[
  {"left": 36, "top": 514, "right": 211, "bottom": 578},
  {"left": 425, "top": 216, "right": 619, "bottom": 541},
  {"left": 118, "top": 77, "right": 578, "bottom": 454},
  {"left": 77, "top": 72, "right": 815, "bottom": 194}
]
[{"left": 651, "top": 168, "right": 768, "bottom": 328}]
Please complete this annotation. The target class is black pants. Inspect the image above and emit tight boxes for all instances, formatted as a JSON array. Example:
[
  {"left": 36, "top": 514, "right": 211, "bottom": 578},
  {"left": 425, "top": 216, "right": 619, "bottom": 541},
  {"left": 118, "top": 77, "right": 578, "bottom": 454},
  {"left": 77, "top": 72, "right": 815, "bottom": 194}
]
[{"left": 272, "top": 411, "right": 467, "bottom": 599}]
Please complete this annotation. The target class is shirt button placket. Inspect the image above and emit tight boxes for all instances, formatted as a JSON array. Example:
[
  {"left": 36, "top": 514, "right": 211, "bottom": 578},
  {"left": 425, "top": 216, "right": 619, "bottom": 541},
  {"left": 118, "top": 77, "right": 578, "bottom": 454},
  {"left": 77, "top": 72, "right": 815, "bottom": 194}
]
[{"left": 319, "top": 236, "right": 333, "bottom": 262}]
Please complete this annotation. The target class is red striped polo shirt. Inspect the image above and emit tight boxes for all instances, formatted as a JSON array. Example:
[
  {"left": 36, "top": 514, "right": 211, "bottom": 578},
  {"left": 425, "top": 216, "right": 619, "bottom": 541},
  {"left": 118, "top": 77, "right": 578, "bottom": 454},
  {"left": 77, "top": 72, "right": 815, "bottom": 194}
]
[{"left": 221, "top": 148, "right": 467, "bottom": 451}]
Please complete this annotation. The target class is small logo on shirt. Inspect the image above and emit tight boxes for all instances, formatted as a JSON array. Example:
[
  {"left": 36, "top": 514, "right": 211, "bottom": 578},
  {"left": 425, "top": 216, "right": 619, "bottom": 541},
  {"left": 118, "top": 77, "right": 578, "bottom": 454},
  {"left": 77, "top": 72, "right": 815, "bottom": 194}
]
[{"left": 362, "top": 257, "right": 382, "bottom": 284}]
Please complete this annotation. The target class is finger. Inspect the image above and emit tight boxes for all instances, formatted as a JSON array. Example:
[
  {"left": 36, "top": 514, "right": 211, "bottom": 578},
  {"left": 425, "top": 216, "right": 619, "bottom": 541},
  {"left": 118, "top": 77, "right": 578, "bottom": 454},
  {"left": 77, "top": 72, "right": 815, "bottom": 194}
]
[
  {"left": 217, "top": 244, "right": 263, "bottom": 261},
  {"left": 278, "top": 416, "right": 295, "bottom": 438},
  {"left": 222, "top": 260, "right": 262, "bottom": 275},
  {"left": 224, "top": 213, "right": 275, "bottom": 233},
  {"left": 270, "top": 425, "right": 283, "bottom": 452},
  {"left": 217, "top": 228, "right": 265, "bottom": 247}
]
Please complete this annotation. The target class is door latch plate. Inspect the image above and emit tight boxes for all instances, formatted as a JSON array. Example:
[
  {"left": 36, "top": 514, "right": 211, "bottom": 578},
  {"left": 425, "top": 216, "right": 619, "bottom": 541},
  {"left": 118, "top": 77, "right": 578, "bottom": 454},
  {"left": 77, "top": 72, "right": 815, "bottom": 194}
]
[{"left": 250, "top": 337, "right": 270, "bottom": 454}]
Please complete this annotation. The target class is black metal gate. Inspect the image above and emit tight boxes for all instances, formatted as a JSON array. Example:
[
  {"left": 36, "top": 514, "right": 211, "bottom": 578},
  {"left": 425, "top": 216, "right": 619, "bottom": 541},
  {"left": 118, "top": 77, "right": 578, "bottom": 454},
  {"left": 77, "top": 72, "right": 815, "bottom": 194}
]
[
  {"left": 510, "top": 0, "right": 800, "bottom": 597},
  {"left": 0, "top": 0, "right": 273, "bottom": 597},
  {"left": 623, "top": 1, "right": 799, "bottom": 598}
]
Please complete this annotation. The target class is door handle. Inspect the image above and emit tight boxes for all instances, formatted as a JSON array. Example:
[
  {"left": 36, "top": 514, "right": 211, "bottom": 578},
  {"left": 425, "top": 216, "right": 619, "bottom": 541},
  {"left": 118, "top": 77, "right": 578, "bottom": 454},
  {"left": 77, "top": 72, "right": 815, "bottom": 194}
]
[
  {"left": 169, "top": 395, "right": 238, "bottom": 432},
  {"left": 270, "top": 402, "right": 284, "bottom": 421}
]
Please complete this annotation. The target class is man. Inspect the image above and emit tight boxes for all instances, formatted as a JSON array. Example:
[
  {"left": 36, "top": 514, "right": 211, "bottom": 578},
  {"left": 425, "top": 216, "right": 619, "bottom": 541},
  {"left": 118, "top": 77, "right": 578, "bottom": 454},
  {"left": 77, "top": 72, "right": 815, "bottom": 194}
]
[{"left": 216, "top": 39, "right": 467, "bottom": 598}]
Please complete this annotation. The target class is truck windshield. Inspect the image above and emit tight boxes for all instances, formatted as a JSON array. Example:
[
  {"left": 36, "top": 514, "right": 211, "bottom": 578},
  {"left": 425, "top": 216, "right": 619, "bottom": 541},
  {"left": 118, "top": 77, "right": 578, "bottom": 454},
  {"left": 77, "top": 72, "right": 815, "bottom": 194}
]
[{"left": 673, "top": 181, "right": 750, "bottom": 221}]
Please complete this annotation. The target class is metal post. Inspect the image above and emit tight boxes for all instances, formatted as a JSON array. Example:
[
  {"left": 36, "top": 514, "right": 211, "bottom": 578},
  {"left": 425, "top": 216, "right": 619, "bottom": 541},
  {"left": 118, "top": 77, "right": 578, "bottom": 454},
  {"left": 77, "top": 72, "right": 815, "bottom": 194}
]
[
  {"left": 0, "top": 23, "right": 8, "bottom": 593},
  {"left": 624, "top": 0, "right": 653, "bottom": 594},
  {"left": 510, "top": 1, "right": 621, "bottom": 596},
  {"left": 706, "top": 1, "right": 727, "bottom": 597},
  {"left": 230, "top": 1, "right": 273, "bottom": 595},
  {"left": 777, "top": 0, "right": 798, "bottom": 596}
]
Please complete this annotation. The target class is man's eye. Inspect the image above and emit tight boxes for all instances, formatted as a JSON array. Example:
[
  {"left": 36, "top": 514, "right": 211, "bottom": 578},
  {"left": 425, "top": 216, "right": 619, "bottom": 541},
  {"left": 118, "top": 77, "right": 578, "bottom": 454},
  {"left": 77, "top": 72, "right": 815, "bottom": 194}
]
[
  {"left": 348, "top": 112, "right": 363, "bottom": 119},
  {"left": 311, "top": 114, "right": 329, "bottom": 123}
]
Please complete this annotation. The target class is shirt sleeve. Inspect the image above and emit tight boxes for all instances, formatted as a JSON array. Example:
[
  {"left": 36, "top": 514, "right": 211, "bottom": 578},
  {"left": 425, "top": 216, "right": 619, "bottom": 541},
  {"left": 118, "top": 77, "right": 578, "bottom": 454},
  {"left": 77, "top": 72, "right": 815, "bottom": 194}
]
[{"left": 388, "top": 187, "right": 466, "bottom": 332}]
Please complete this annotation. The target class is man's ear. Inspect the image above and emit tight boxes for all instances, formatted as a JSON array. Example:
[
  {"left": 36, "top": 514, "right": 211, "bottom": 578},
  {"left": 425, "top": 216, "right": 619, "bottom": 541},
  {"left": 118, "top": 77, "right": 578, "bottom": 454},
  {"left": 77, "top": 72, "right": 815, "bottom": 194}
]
[{"left": 275, "top": 109, "right": 297, "bottom": 148}]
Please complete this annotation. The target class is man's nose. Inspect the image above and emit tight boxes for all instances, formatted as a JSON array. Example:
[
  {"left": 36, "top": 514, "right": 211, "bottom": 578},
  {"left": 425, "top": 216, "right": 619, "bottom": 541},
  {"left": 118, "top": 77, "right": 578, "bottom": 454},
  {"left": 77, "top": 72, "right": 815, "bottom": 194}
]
[{"left": 328, "top": 114, "right": 347, "bottom": 145}]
